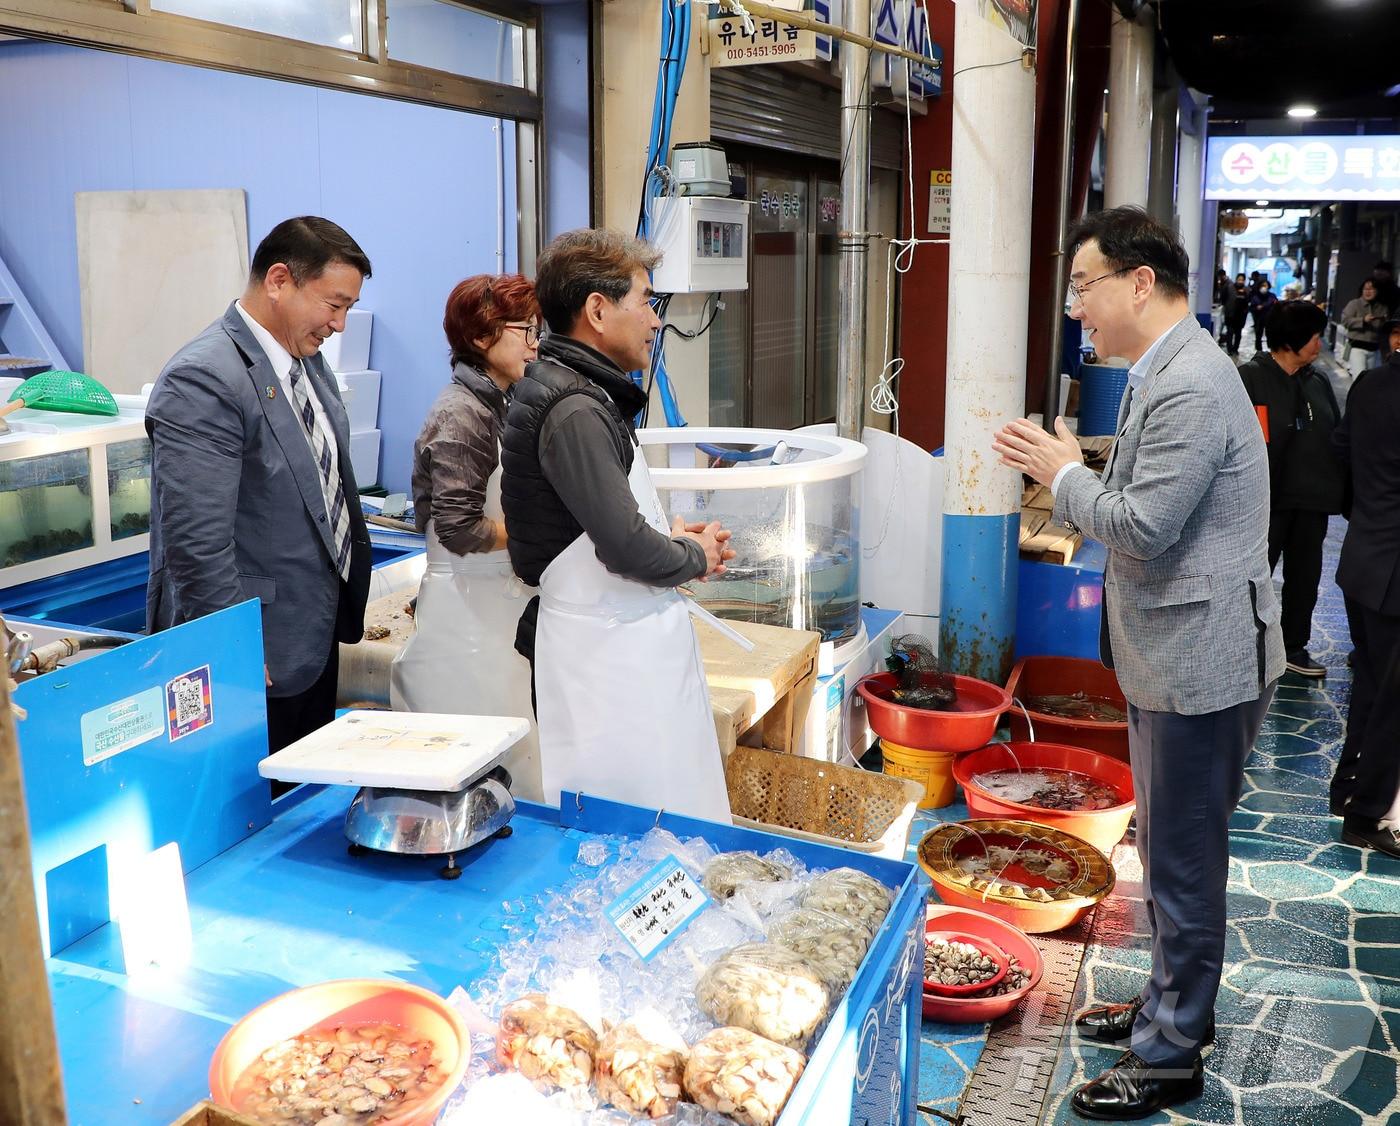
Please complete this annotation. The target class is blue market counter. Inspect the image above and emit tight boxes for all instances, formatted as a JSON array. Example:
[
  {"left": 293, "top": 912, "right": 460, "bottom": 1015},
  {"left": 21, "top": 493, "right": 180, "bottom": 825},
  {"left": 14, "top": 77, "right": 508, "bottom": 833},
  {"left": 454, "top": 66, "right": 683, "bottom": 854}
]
[{"left": 21, "top": 607, "right": 929, "bottom": 1126}]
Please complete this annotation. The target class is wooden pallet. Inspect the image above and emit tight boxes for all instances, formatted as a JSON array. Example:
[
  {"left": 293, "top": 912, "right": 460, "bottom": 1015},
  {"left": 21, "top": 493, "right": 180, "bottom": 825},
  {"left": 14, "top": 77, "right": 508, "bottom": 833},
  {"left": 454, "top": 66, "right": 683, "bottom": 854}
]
[
  {"left": 694, "top": 616, "right": 820, "bottom": 759},
  {"left": 169, "top": 1102, "right": 263, "bottom": 1126}
]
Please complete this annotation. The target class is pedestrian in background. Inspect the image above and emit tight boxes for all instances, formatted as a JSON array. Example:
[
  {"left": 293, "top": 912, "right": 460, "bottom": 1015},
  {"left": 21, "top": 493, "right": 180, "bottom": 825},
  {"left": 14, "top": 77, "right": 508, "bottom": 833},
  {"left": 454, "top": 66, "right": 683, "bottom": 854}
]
[
  {"left": 1342, "top": 278, "right": 1387, "bottom": 377},
  {"left": 1237, "top": 300, "right": 1344, "bottom": 679},
  {"left": 1224, "top": 277, "right": 1249, "bottom": 357},
  {"left": 1248, "top": 278, "right": 1279, "bottom": 355}
]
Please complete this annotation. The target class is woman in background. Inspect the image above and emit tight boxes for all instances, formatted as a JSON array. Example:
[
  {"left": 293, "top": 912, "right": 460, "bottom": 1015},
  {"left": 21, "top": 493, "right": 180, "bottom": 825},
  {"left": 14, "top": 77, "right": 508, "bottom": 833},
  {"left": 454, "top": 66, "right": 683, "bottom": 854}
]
[{"left": 391, "top": 274, "right": 544, "bottom": 800}]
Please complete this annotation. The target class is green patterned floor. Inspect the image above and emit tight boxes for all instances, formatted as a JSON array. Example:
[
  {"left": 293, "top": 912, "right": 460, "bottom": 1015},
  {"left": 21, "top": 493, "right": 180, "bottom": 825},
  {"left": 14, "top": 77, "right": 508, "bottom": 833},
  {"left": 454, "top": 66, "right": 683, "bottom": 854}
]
[{"left": 911, "top": 512, "right": 1399, "bottom": 1124}]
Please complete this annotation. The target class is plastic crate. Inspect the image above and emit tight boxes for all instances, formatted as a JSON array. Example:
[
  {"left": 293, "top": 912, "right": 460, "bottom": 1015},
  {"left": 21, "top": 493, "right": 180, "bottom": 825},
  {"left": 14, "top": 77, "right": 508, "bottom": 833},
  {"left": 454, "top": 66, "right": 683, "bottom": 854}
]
[{"left": 725, "top": 745, "right": 924, "bottom": 859}]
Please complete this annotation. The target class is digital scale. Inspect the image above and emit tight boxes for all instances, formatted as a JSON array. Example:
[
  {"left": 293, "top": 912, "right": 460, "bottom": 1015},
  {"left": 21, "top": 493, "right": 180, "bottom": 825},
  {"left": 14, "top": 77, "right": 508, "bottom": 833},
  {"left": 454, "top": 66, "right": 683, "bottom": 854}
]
[{"left": 259, "top": 710, "right": 530, "bottom": 879}]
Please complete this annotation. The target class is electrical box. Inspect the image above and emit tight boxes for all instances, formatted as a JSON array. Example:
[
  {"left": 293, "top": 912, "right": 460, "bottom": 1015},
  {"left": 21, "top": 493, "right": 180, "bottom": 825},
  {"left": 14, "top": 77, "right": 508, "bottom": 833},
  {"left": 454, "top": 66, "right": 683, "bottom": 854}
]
[{"left": 650, "top": 196, "right": 750, "bottom": 294}]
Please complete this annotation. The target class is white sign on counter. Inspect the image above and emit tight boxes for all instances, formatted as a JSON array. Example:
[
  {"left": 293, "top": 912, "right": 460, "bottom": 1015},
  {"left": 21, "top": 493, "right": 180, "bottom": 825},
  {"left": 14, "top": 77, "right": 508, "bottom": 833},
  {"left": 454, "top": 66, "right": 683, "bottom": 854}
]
[{"left": 607, "top": 856, "right": 709, "bottom": 961}]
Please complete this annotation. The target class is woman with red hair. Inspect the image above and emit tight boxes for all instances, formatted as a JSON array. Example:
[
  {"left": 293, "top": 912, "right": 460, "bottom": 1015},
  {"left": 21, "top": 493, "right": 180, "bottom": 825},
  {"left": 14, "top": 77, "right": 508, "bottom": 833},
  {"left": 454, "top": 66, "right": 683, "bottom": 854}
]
[{"left": 392, "top": 274, "right": 543, "bottom": 799}]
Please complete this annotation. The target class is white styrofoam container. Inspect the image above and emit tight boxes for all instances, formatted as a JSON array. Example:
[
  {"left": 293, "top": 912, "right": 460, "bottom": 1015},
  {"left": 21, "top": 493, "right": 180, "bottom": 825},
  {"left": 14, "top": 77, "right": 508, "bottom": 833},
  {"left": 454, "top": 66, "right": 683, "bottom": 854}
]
[
  {"left": 321, "top": 308, "right": 373, "bottom": 373},
  {"left": 339, "top": 369, "right": 381, "bottom": 432},
  {"left": 349, "top": 427, "right": 380, "bottom": 487}
]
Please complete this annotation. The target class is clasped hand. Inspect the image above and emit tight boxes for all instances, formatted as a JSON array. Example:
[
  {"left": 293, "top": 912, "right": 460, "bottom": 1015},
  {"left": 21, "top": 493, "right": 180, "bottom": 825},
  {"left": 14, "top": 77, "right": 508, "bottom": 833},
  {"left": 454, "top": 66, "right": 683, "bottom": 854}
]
[
  {"left": 991, "top": 416, "right": 1083, "bottom": 488},
  {"left": 672, "top": 515, "right": 736, "bottom": 580}
]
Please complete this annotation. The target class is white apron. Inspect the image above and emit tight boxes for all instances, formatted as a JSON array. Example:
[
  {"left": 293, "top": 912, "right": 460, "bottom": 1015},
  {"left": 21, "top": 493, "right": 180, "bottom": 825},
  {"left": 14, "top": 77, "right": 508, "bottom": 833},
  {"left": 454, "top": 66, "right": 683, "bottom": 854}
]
[
  {"left": 390, "top": 459, "right": 542, "bottom": 802},
  {"left": 534, "top": 444, "right": 731, "bottom": 822}
]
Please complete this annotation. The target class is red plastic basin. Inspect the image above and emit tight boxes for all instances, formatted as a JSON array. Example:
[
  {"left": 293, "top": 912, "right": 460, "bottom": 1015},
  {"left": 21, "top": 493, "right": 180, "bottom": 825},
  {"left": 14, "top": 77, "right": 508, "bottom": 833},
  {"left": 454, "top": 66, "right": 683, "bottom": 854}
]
[
  {"left": 952, "top": 741, "right": 1136, "bottom": 855},
  {"left": 209, "top": 979, "right": 470, "bottom": 1126},
  {"left": 856, "top": 672, "right": 1011, "bottom": 752},
  {"left": 922, "top": 907, "right": 1044, "bottom": 1023},
  {"left": 1005, "top": 655, "right": 1129, "bottom": 763}
]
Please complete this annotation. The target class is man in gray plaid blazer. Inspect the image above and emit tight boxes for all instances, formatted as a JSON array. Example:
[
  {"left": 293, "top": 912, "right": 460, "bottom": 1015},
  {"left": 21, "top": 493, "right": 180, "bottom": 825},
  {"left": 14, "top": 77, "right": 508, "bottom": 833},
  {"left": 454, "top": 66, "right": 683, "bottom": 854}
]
[{"left": 995, "top": 207, "right": 1284, "bottom": 1120}]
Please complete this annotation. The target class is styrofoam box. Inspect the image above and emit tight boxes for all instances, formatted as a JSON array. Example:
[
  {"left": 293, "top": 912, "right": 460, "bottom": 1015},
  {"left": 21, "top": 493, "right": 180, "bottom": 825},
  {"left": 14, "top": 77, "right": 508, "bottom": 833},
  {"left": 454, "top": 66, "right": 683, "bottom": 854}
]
[
  {"left": 349, "top": 428, "right": 380, "bottom": 487},
  {"left": 321, "top": 308, "right": 373, "bottom": 373},
  {"left": 339, "top": 369, "right": 381, "bottom": 432}
]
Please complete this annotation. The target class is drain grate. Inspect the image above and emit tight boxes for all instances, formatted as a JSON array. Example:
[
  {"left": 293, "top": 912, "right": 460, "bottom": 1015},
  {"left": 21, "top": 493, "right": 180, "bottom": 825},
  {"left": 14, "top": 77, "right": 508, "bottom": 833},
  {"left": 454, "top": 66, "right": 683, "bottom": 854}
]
[{"left": 955, "top": 915, "right": 1094, "bottom": 1126}]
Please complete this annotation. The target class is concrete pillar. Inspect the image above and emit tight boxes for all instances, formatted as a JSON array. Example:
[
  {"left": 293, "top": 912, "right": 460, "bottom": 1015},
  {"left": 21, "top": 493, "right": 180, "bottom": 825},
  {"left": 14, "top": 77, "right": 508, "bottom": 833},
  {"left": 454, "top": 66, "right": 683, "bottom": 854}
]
[
  {"left": 1177, "top": 125, "right": 1204, "bottom": 311},
  {"left": 1103, "top": 10, "right": 1152, "bottom": 209},
  {"left": 1147, "top": 86, "right": 1179, "bottom": 227},
  {"left": 836, "top": 0, "right": 873, "bottom": 440},
  {"left": 938, "top": 5, "right": 1035, "bottom": 682},
  {"left": 1198, "top": 199, "right": 1220, "bottom": 318},
  {"left": 1316, "top": 205, "right": 1333, "bottom": 310}
]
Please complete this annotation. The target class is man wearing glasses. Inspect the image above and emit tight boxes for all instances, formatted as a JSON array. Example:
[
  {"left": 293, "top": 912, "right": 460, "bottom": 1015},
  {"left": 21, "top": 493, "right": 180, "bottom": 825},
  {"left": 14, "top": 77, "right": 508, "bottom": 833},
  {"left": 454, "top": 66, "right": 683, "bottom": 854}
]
[
  {"left": 994, "top": 207, "right": 1283, "bottom": 1120},
  {"left": 500, "top": 228, "right": 735, "bottom": 822}
]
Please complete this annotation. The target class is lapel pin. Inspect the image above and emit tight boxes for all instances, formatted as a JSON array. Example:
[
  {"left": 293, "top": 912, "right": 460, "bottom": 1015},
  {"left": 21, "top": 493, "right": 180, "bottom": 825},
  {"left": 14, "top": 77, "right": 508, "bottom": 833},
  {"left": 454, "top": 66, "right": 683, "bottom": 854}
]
[{"left": 266, "top": 386, "right": 277, "bottom": 400}]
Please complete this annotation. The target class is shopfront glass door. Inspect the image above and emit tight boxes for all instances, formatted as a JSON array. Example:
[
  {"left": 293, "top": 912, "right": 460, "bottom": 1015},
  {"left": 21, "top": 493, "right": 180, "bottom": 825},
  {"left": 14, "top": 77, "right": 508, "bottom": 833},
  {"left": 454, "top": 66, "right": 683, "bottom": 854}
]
[{"left": 750, "top": 171, "right": 810, "bottom": 429}]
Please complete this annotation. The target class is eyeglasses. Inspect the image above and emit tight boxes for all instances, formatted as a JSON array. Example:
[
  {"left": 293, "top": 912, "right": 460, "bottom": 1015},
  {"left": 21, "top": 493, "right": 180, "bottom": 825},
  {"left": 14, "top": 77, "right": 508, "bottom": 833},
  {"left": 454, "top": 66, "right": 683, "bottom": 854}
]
[
  {"left": 503, "top": 323, "right": 541, "bottom": 345},
  {"left": 1067, "top": 266, "right": 1136, "bottom": 304}
]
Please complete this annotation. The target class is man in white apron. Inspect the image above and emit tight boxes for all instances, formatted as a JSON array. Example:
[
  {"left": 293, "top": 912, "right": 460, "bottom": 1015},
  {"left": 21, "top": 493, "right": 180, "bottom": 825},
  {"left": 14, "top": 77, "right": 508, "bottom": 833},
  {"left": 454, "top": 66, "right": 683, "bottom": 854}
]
[{"left": 499, "top": 229, "right": 735, "bottom": 822}]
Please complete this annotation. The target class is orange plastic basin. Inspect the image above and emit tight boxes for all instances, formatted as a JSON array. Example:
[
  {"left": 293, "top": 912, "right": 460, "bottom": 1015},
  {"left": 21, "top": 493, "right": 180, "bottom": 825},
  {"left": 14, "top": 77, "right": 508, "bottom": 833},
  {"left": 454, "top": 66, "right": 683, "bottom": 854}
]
[
  {"left": 922, "top": 906, "right": 1045, "bottom": 1023},
  {"left": 857, "top": 672, "right": 1011, "bottom": 752},
  {"left": 1004, "top": 655, "right": 1129, "bottom": 762},
  {"left": 952, "top": 741, "right": 1136, "bottom": 855},
  {"left": 208, "top": 979, "right": 470, "bottom": 1126}
]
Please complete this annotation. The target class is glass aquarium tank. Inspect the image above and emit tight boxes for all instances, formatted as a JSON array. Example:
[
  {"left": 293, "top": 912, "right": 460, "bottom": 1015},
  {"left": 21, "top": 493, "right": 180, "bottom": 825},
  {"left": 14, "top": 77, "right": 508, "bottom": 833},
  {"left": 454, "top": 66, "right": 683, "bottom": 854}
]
[
  {"left": 0, "top": 448, "right": 95, "bottom": 567},
  {"left": 108, "top": 437, "right": 153, "bottom": 540},
  {"left": 0, "top": 405, "right": 151, "bottom": 586},
  {"left": 640, "top": 428, "right": 866, "bottom": 643}
]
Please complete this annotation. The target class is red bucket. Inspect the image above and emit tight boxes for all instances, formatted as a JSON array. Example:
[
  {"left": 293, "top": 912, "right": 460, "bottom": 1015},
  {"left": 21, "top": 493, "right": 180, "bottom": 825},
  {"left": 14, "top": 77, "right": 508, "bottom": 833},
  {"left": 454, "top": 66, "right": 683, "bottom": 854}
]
[
  {"left": 952, "top": 741, "right": 1135, "bottom": 855},
  {"left": 856, "top": 672, "right": 1011, "bottom": 752},
  {"left": 1005, "top": 656, "right": 1129, "bottom": 762}
]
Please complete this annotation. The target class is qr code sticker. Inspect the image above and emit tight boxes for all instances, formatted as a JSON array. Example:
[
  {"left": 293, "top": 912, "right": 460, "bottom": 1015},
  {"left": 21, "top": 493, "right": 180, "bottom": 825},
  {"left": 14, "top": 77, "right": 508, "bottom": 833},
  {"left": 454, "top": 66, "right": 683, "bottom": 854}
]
[
  {"left": 173, "top": 678, "right": 203, "bottom": 727},
  {"left": 166, "top": 664, "right": 213, "bottom": 741}
]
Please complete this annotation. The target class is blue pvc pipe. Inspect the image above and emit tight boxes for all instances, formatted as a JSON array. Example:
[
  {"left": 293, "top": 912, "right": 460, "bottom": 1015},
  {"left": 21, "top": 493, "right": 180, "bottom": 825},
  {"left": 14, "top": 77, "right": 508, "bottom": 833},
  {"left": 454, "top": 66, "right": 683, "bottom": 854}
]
[{"left": 938, "top": 512, "right": 1019, "bottom": 683}]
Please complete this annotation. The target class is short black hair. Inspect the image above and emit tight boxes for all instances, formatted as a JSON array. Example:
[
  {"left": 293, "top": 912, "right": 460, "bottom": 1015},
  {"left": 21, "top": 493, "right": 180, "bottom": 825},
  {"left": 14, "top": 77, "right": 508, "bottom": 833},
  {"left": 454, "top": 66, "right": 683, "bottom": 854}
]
[
  {"left": 1065, "top": 206, "right": 1190, "bottom": 300},
  {"left": 1374, "top": 260, "right": 1393, "bottom": 272},
  {"left": 250, "top": 216, "right": 372, "bottom": 285},
  {"left": 1265, "top": 299, "right": 1327, "bottom": 354},
  {"left": 534, "top": 229, "right": 661, "bottom": 334}
]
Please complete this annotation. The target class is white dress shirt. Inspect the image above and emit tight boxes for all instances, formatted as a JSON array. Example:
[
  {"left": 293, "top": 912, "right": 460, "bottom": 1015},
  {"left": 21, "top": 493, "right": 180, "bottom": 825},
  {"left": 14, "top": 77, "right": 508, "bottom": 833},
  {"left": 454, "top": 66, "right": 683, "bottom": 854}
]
[
  {"left": 234, "top": 301, "right": 341, "bottom": 477},
  {"left": 1051, "top": 321, "right": 1178, "bottom": 496}
]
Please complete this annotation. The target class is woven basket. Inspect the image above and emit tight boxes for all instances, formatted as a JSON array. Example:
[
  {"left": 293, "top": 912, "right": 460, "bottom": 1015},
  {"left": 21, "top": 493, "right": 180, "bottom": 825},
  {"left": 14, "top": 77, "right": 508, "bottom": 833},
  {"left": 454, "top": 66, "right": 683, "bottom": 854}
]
[{"left": 725, "top": 746, "right": 923, "bottom": 859}]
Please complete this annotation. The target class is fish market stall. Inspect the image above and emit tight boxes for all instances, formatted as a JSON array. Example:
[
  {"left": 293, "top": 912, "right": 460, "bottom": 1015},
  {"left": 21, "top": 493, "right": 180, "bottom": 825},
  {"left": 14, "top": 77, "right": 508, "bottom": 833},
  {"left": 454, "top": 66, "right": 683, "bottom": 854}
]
[{"left": 13, "top": 606, "right": 928, "bottom": 1125}]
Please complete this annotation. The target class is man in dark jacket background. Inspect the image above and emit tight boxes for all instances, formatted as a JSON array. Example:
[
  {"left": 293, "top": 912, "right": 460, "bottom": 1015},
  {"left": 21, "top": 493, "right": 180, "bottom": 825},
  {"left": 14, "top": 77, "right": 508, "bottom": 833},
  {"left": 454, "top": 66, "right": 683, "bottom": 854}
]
[
  {"left": 1238, "top": 300, "right": 1345, "bottom": 678},
  {"left": 1330, "top": 316, "right": 1400, "bottom": 858}
]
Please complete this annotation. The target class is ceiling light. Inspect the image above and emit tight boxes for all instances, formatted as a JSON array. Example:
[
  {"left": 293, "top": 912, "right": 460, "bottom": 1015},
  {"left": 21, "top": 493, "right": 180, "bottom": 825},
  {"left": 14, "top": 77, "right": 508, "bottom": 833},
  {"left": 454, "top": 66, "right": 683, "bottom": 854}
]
[
  {"left": 1287, "top": 104, "right": 1317, "bottom": 118},
  {"left": 1255, "top": 200, "right": 1270, "bottom": 207}
]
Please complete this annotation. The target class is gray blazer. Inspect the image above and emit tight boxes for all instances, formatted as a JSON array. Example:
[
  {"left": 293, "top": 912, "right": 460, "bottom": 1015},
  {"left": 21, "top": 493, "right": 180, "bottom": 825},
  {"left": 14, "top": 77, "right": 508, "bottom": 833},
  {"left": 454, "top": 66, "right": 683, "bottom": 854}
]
[
  {"left": 146, "top": 303, "right": 372, "bottom": 696},
  {"left": 1054, "top": 314, "right": 1285, "bottom": 715}
]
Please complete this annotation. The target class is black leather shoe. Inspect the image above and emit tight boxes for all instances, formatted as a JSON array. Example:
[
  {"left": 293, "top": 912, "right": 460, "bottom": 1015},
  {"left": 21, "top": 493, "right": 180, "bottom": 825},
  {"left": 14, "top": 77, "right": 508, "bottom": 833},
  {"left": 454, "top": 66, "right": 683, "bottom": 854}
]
[
  {"left": 1342, "top": 815, "right": 1400, "bottom": 859},
  {"left": 1074, "top": 998, "right": 1144, "bottom": 1042},
  {"left": 1070, "top": 1050, "right": 1205, "bottom": 1120},
  {"left": 1074, "top": 998, "right": 1214, "bottom": 1046}
]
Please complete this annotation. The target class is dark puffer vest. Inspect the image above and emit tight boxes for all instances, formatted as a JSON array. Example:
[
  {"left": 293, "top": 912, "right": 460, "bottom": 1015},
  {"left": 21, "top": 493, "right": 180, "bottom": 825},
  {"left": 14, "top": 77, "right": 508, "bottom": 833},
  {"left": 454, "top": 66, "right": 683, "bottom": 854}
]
[{"left": 500, "top": 335, "right": 647, "bottom": 587}]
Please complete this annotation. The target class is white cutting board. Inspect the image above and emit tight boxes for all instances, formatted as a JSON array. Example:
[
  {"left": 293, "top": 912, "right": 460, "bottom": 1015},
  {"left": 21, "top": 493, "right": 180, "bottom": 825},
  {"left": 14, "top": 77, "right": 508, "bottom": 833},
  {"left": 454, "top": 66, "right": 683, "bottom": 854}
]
[{"left": 258, "top": 711, "right": 529, "bottom": 791}]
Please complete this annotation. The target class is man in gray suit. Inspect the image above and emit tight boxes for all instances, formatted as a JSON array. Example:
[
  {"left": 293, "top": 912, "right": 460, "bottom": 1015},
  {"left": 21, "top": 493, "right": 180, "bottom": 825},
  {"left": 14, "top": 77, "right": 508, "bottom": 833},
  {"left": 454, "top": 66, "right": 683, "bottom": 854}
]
[
  {"left": 995, "top": 207, "right": 1283, "bottom": 1120},
  {"left": 147, "top": 217, "right": 374, "bottom": 754}
]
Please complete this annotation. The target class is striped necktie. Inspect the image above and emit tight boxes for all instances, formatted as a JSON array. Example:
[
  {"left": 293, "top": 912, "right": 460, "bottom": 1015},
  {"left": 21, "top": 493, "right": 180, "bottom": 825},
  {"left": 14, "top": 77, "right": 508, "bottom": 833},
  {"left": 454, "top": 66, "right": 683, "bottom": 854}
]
[{"left": 288, "top": 361, "right": 352, "bottom": 580}]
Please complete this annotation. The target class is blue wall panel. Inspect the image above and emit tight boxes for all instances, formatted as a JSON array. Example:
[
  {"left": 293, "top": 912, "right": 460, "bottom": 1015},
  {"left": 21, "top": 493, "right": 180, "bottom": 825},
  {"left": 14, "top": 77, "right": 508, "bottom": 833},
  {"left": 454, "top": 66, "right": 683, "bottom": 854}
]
[
  {"left": 0, "top": 25, "right": 594, "bottom": 491},
  {"left": 542, "top": 0, "right": 593, "bottom": 237}
]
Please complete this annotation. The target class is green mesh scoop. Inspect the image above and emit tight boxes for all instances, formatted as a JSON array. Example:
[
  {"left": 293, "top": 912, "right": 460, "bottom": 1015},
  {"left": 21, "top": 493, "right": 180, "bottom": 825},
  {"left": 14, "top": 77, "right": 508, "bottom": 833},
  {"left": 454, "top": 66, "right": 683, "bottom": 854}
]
[{"left": 6, "top": 370, "right": 119, "bottom": 417}]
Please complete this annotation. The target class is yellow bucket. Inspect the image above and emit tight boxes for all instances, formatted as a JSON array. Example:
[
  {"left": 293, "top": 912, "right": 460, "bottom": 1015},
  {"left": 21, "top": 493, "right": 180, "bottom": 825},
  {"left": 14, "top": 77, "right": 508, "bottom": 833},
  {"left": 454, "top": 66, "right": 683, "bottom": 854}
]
[{"left": 881, "top": 739, "right": 958, "bottom": 809}]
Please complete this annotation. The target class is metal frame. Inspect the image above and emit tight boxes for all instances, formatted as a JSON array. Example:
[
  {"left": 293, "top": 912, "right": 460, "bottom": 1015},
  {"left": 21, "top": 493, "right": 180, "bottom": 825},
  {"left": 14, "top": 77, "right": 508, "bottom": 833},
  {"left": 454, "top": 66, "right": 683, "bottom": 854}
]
[{"left": 0, "top": 0, "right": 541, "bottom": 119}]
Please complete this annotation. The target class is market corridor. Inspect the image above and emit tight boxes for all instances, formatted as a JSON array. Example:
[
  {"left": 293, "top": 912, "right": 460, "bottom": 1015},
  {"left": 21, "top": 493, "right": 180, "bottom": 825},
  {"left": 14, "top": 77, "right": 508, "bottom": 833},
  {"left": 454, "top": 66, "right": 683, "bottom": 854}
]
[{"left": 914, "top": 516, "right": 1400, "bottom": 1125}]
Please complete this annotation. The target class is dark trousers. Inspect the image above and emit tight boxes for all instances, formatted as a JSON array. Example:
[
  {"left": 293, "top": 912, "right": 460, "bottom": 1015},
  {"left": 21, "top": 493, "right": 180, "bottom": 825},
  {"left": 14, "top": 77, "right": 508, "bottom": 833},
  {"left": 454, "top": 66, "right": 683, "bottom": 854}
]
[
  {"left": 1226, "top": 321, "right": 1245, "bottom": 354},
  {"left": 1333, "top": 598, "right": 1400, "bottom": 820},
  {"left": 1126, "top": 684, "right": 1276, "bottom": 1066},
  {"left": 1266, "top": 509, "right": 1329, "bottom": 653},
  {"left": 266, "top": 640, "right": 340, "bottom": 754}
]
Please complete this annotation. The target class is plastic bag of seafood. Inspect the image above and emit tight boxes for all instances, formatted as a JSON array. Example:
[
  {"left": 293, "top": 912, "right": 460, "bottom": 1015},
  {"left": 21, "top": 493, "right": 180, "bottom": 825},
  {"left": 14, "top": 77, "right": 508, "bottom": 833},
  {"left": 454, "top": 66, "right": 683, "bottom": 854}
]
[
  {"left": 594, "top": 1011, "right": 689, "bottom": 1119},
  {"left": 495, "top": 994, "right": 599, "bottom": 1090},
  {"left": 799, "top": 867, "right": 892, "bottom": 938},
  {"left": 695, "top": 943, "right": 830, "bottom": 1051},
  {"left": 682, "top": 1026, "right": 806, "bottom": 1126},
  {"left": 766, "top": 907, "right": 871, "bottom": 996},
  {"left": 701, "top": 851, "right": 793, "bottom": 902}
]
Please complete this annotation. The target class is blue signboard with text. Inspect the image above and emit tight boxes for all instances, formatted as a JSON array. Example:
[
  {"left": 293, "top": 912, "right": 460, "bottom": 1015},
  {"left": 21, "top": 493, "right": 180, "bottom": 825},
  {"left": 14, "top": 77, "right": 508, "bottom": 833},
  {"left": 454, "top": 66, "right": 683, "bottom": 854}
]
[{"left": 1205, "top": 135, "right": 1400, "bottom": 201}]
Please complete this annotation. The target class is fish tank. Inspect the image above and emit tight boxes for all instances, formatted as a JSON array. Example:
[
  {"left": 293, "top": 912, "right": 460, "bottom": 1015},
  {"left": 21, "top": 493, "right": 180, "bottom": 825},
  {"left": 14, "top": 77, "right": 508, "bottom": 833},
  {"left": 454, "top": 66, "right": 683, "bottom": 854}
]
[
  {"left": 0, "top": 404, "right": 151, "bottom": 587},
  {"left": 639, "top": 428, "right": 866, "bottom": 643}
]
